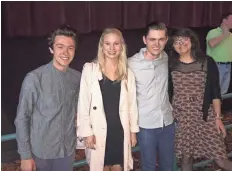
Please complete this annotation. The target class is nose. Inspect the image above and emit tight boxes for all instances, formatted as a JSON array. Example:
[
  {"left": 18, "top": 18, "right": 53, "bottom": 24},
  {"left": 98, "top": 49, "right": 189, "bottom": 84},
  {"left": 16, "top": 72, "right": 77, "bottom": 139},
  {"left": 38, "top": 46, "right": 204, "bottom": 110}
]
[
  {"left": 154, "top": 40, "right": 159, "bottom": 46},
  {"left": 109, "top": 44, "right": 115, "bottom": 51},
  {"left": 63, "top": 47, "right": 69, "bottom": 55}
]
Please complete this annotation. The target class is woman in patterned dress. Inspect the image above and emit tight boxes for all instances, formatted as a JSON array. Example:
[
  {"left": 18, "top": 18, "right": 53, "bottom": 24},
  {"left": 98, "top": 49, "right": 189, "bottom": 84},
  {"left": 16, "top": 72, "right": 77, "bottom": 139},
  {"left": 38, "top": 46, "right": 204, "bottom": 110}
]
[{"left": 168, "top": 28, "right": 232, "bottom": 171}]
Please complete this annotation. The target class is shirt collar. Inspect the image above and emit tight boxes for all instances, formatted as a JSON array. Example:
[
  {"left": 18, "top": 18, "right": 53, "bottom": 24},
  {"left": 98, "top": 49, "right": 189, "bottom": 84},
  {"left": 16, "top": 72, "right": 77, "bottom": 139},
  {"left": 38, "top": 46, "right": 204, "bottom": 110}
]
[
  {"left": 139, "top": 48, "right": 167, "bottom": 61},
  {"left": 50, "top": 60, "right": 69, "bottom": 75}
]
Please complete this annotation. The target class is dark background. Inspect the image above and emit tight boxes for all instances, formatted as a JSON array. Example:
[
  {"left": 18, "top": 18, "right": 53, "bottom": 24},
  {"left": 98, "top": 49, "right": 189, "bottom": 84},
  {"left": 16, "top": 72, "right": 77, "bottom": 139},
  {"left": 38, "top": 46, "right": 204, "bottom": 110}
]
[{"left": 1, "top": 1, "right": 232, "bottom": 162}]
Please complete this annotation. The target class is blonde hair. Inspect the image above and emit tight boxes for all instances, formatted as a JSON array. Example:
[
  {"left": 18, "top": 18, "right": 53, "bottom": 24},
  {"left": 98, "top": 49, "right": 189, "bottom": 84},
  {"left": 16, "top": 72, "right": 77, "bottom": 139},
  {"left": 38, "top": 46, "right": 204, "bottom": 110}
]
[{"left": 96, "top": 28, "right": 128, "bottom": 81}]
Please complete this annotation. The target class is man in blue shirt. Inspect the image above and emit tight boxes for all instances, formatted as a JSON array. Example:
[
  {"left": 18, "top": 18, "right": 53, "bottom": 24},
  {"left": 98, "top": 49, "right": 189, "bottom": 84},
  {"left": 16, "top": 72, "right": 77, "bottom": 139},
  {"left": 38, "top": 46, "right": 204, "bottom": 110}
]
[{"left": 15, "top": 25, "right": 81, "bottom": 171}]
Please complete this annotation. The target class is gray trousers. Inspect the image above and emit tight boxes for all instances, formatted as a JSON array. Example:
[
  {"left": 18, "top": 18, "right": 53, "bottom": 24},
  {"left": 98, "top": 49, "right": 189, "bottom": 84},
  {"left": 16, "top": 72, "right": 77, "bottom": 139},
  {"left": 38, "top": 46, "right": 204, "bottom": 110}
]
[{"left": 33, "top": 153, "right": 74, "bottom": 171}]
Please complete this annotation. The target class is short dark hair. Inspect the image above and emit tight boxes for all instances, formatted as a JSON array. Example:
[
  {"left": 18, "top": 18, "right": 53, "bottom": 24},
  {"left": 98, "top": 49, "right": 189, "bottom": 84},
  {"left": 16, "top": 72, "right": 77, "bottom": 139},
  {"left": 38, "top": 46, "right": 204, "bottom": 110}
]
[
  {"left": 48, "top": 25, "right": 77, "bottom": 49},
  {"left": 220, "top": 13, "right": 232, "bottom": 24},
  {"left": 144, "top": 21, "right": 168, "bottom": 37}
]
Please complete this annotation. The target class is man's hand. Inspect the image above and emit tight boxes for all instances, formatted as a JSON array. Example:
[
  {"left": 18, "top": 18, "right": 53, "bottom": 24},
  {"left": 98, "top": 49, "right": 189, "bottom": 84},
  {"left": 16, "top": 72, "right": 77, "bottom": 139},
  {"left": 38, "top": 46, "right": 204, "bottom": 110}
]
[{"left": 21, "top": 159, "right": 36, "bottom": 171}]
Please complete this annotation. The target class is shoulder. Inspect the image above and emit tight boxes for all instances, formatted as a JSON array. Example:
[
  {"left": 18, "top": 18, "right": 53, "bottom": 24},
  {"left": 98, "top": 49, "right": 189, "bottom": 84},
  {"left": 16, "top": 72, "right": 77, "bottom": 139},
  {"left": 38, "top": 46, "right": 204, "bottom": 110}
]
[
  {"left": 31, "top": 63, "right": 50, "bottom": 75},
  {"left": 128, "top": 53, "right": 139, "bottom": 64},
  {"left": 128, "top": 53, "right": 142, "bottom": 72},
  {"left": 21, "top": 64, "right": 48, "bottom": 88},
  {"left": 206, "top": 28, "right": 221, "bottom": 39},
  {"left": 68, "top": 67, "right": 82, "bottom": 79},
  {"left": 81, "top": 61, "right": 99, "bottom": 75},
  {"left": 128, "top": 48, "right": 145, "bottom": 66},
  {"left": 82, "top": 62, "right": 96, "bottom": 70},
  {"left": 27, "top": 63, "right": 49, "bottom": 79},
  {"left": 28, "top": 62, "right": 60, "bottom": 81},
  {"left": 207, "top": 28, "right": 218, "bottom": 35}
]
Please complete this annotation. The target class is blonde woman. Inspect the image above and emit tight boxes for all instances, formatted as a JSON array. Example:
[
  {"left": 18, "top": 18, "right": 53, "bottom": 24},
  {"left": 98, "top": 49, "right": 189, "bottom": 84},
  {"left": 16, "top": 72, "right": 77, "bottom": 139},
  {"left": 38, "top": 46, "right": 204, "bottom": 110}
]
[{"left": 77, "top": 28, "right": 139, "bottom": 171}]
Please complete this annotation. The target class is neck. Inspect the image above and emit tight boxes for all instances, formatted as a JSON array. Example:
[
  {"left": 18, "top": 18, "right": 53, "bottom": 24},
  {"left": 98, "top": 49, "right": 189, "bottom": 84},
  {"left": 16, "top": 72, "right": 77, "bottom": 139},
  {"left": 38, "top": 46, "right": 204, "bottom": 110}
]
[
  {"left": 52, "top": 60, "right": 68, "bottom": 72},
  {"left": 104, "top": 58, "right": 118, "bottom": 71},
  {"left": 179, "top": 54, "right": 194, "bottom": 63},
  {"left": 144, "top": 50, "right": 161, "bottom": 60},
  {"left": 103, "top": 58, "right": 119, "bottom": 80},
  {"left": 105, "top": 58, "right": 118, "bottom": 67}
]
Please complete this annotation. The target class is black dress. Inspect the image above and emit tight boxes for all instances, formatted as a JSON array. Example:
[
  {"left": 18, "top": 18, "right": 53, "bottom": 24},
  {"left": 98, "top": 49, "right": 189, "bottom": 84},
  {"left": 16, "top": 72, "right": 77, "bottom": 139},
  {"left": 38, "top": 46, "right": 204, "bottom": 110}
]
[{"left": 99, "top": 75, "right": 124, "bottom": 166}]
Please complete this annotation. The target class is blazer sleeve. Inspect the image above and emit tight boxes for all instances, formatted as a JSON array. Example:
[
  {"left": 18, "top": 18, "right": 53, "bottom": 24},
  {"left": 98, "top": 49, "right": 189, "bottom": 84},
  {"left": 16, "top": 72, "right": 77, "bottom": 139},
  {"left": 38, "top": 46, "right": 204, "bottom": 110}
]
[
  {"left": 76, "top": 63, "right": 94, "bottom": 138},
  {"left": 208, "top": 57, "right": 222, "bottom": 100},
  {"left": 127, "top": 69, "right": 139, "bottom": 133}
]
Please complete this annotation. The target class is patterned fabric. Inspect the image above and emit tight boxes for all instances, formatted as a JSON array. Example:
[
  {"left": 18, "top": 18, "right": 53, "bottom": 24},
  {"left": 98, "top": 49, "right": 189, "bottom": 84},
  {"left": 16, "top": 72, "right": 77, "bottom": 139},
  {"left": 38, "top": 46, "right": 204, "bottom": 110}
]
[{"left": 172, "top": 69, "right": 227, "bottom": 160}]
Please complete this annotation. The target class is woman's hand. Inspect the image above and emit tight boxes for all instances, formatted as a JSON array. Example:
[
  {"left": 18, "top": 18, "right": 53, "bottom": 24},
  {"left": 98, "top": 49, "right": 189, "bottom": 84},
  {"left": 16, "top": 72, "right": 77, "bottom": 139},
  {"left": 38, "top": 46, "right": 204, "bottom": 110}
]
[
  {"left": 216, "top": 119, "right": 226, "bottom": 138},
  {"left": 131, "top": 133, "right": 137, "bottom": 147},
  {"left": 84, "top": 135, "right": 96, "bottom": 149}
]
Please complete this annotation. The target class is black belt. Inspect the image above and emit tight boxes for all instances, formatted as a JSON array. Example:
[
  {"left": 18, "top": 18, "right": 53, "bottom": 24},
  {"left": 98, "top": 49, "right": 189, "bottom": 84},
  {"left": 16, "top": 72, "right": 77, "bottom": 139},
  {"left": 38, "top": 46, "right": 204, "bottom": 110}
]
[{"left": 216, "top": 62, "right": 232, "bottom": 65}]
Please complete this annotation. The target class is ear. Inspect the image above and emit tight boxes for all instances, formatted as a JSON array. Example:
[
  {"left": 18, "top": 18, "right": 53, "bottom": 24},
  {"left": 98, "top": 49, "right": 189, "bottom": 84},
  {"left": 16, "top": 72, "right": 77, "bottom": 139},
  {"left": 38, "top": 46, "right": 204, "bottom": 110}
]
[
  {"left": 49, "top": 47, "right": 54, "bottom": 54},
  {"left": 143, "top": 36, "right": 147, "bottom": 45}
]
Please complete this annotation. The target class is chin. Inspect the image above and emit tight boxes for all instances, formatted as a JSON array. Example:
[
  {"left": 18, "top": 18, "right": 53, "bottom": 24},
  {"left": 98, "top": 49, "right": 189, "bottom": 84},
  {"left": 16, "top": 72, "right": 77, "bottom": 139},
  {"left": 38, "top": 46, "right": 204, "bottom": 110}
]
[
  {"left": 151, "top": 49, "right": 161, "bottom": 53},
  {"left": 152, "top": 52, "right": 161, "bottom": 56},
  {"left": 106, "top": 55, "right": 119, "bottom": 59},
  {"left": 60, "top": 61, "right": 71, "bottom": 66}
]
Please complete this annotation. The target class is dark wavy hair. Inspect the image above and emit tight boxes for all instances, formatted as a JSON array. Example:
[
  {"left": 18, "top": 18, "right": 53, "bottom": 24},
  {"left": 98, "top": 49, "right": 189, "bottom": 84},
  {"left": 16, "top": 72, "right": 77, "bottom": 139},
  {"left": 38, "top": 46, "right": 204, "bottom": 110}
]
[
  {"left": 48, "top": 25, "right": 77, "bottom": 50},
  {"left": 168, "top": 28, "right": 207, "bottom": 68}
]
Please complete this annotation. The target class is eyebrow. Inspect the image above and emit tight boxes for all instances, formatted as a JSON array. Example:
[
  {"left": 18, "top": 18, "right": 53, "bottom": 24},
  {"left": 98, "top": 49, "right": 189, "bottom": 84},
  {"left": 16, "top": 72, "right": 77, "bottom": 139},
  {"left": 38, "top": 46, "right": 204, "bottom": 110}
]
[
  {"left": 148, "top": 37, "right": 166, "bottom": 40},
  {"left": 103, "top": 41, "right": 121, "bottom": 43},
  {"left": 55, "top": 43, "right": 75, "bottom": 48}
]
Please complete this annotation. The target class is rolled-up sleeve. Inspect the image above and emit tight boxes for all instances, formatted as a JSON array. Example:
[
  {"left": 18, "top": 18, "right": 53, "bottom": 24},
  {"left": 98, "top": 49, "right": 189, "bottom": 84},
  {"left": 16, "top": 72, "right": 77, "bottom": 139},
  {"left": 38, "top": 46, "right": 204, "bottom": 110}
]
[{"left": 14, "top": 73, "right": 38, "bottom": 160}]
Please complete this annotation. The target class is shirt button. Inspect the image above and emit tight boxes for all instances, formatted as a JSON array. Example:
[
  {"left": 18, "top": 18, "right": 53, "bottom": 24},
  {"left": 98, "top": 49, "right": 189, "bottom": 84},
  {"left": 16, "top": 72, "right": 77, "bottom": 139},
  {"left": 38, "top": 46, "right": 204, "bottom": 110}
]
[{"left": 93, "top": 106, "right": 97, "bottom": 110}]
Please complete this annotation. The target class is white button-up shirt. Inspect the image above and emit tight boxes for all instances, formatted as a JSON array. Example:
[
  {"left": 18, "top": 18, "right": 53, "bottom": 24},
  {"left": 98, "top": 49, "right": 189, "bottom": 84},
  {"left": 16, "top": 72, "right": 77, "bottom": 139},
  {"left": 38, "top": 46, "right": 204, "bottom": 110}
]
[{"left": 128, "top": 48, "right": 173, "bottom": 129}]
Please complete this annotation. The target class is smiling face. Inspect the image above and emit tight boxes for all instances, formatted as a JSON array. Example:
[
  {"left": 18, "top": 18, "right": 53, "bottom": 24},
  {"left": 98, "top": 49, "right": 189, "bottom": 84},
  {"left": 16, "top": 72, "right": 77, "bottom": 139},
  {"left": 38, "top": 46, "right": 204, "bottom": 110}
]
[
  {"left": 102, "top": 33, "right": 122, "bottom": 60},
  {"left": 173, "top": 36, "right": 192, "bottom": 56},
  {"left": 143, "top": 29, "right": 168, "bottom": 58},
  {"left": 49, "top": 35, "right": 75, "bottom": 71}
]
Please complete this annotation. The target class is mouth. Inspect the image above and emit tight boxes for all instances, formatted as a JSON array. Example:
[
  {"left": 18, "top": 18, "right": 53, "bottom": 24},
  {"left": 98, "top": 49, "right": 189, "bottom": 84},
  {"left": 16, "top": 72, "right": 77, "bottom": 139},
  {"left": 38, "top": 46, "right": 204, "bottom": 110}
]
[
  {"left": 152, "top": 48, "right": 160, "bottom": 51},
  {"left": 108, "top": 52, "right": 117, "bottom": 55},
  {"left": 60, "top": 57, "right": 69, "bottom": 60}
]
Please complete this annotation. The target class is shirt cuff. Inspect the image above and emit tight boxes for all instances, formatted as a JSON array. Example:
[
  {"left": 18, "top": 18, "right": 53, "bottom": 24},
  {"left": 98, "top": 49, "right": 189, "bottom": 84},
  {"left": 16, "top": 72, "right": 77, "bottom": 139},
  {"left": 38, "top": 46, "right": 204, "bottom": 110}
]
[{"left": 20, "top": 151, "right": 32, "bottom": 160}]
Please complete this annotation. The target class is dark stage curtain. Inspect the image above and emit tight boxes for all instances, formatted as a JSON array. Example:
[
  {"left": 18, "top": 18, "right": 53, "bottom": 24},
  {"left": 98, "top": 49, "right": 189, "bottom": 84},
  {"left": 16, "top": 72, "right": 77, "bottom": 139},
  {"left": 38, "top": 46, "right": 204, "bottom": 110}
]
[{"left": 2, "top": 1, "right": 232, "bottom": 37}]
